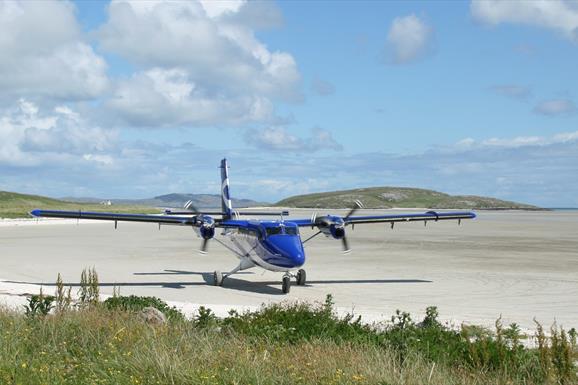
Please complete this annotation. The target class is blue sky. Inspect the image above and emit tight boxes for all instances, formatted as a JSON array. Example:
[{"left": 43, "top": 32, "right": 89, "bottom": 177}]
[{"left": 1, "top": 0, "right": 577, "bottom": 206}]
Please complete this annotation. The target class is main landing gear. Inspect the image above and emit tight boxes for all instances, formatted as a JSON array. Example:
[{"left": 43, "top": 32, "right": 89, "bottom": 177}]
[
  {"left": 213, "top": 258, "right": 254, "bottom": 287},
  {"left": 213, "top": 270, "right": 224, "bottom": 286},
  {"left": 213, "top": 268, "right": 307, "bottom": 295}
]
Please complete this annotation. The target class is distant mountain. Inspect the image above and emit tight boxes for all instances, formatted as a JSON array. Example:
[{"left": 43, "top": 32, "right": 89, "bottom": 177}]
[
  {"left": 62, "top": 193, "right": 267, "bottom": 209},
  {"left": 275, "top": 187, "right": 541, "bottom": 210}
]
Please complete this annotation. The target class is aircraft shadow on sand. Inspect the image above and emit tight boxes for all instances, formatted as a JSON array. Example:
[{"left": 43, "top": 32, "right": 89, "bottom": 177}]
[{"left": 5, "top": 269, "right": 432, "bottom": 296}]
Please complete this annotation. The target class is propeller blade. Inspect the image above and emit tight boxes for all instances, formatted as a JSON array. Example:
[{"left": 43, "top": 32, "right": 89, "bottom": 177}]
[
  {"left": 342, "top": 236, "right": 351, "bottom": 254},
  {"left": 200, "top": 238, "right": 210, "bottom": 254},
  {"left": 345, "top": 199, "right": 364, "bottom": 220},
  {"left": 184, "top": 200, "right": 199, "bottom": 213}
]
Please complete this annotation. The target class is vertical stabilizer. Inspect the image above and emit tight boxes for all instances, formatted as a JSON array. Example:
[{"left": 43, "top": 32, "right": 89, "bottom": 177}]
[{"left": 220, "top": 158, "right": 233, "bottom": 219}]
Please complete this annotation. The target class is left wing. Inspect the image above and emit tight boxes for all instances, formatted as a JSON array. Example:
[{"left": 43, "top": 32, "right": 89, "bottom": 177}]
[{"left": 291, "top": 210, "right": 476, "bottom": 227}]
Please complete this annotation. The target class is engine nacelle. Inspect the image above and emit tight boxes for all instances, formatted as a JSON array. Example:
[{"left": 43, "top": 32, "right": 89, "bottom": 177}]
[
  {"left": 197, "top": 215, "right": 216, "bottom": 240},
  {"left": 200, "top": 225, "right": 215, "bottom": 240},
  {"left": 315, "top": 215, "right": 346, "bottom": 239},
  {"left": 330, "top": 224, "right": 345, "bottom": 239}
]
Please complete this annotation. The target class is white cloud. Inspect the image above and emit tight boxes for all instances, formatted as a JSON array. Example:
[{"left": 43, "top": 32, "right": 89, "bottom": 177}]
[
  {"left": 0, "top": 99, "right": 115, "bottom": 167},
  {"left": 198, "top": 0, "right": 244, "bottom": 18},
  {"left": 97, "top": 0, "right": 301, "bottom": 127},
  {"left": 108, "top": 67, "right": 275, "bottom": 127},
  {"left": 237, "top": 177, "right": 330, "bottom": 199},
  {"left": 533, "top": 99, "right": 576, "bottom": 116},
  {"left": 471, "top": 0, "right": 578, "bottom": 42},
  {"left": 0, "top": 0, "right": 108, "bottom": 102},
  {"left": 455, "top": 130, "right": 578, "bottom": 149},
  {"left": 244, "top": 127, "right": 343, "bottom": 152},
  {"left": 82, "top": 154, "right": 114, "bottom": 165},
  {"left": 385, "top": 14, "right": 435, "bottom": 64},
  {"left": 491, "top": 84, "right": 531, "bottom": 100}
]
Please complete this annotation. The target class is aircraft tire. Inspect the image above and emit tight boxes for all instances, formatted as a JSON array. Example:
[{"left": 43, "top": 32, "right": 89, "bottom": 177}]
[
  {"left": 282, "top": 276, "right": 291, "bottom": 294},
  {"left": 213, "top": 270, "right": 223, "bottom": 286},
  {"left": 296, "top": 269, "right": 306, "bottom": 286}
]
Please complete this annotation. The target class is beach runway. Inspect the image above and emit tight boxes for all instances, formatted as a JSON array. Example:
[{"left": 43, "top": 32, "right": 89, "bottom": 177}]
[{"left": 1, "top": 209, "right": 577, "bottom": 329}]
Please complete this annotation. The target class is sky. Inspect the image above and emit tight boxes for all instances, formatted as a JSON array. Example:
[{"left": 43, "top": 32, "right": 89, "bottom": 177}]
[{"left": 0, "top": 0, "right": 577, "bottom": 207}]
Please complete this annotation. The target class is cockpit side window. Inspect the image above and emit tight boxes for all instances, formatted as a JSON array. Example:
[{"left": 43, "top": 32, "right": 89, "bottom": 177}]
[{"left": 284, "top": 227, "right": 298, "bottom": 235}]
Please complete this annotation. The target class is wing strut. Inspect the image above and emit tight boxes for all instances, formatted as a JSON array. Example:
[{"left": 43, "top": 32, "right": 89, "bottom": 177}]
[{"left": 302, "top": 230, "right": 322, "bottom": 244}]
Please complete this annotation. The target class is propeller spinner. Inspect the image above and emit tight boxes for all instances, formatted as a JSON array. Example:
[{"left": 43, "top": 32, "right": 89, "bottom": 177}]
[{"left": 313, "top": 199, "right": 364, "bottom": 253}]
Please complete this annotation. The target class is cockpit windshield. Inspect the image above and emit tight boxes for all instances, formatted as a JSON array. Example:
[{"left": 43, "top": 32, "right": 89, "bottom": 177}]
[
  {"left": 266, "top": 227, "right": 282, "bottom": 236},
  {"left": 265, "top": 225, "right": 299, "bottom": 236}
]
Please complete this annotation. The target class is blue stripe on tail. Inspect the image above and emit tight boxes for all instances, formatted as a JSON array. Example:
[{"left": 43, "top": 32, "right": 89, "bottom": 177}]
[{"left": 220, "top": 158, "right": 233, "bottom": 220}]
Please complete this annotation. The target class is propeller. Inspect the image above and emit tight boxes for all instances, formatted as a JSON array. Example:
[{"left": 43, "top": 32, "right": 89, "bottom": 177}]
[
  {"left": 341, "top": 236, "right": 351, "bottom": 254},
  {"left": 310, "top": 200, "right": 364, "bottom": 253},
  {"left": 184, "top": 200, "right": 199, "bottom": 213},
  {"left": 200, "top": 237, "right": 210, "bottom": 254},
  {"left": 345, "top": 199, "right": 364, "bottom": 220},
  {"left": 196, "top": 215, "right": 215, "bottom": 254},
  {"left": 341, "top": 200, "right": 364, "bottom": 253}
]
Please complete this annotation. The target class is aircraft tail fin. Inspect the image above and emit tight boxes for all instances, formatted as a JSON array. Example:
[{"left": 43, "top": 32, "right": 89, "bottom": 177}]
[{"left": 220, "top": 158, "right": 233, "bottom": 220}]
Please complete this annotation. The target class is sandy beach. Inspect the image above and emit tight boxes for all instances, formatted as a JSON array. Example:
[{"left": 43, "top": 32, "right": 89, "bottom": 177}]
[{"left": 1, "top": 209, "right": 577, "bottom": 330}]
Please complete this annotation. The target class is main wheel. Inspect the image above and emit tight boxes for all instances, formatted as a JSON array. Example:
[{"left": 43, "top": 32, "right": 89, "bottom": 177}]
[
  {"left": 213, "top": 270, "right": 223, "bottom": 286},
  {"left": 282, "top": 276, "right": 291, "bottom": 294},
  {"left": 296, "top": 269, "right": 306, "bottom": 286}
]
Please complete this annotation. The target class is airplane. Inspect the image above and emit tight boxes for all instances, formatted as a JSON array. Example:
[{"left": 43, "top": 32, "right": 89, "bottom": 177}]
[{"left": 30, "top": 158, "right": 476, "bottom": 294}]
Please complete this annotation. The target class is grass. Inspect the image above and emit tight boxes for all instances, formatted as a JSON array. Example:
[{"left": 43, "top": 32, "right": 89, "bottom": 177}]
[
  {"left": 0, "top": 191, "right": 156, "bottom": 219},
  {"left": 1, "top": 292, "right": 575, "bottom": 385},
  {"left": 275, "top": 186, "right": 540, "bottom": 210}
]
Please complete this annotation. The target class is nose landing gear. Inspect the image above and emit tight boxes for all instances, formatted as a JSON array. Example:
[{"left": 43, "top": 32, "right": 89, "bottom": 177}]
[{"left": 281, "top": 269, "right": 307, "bottom": 294}]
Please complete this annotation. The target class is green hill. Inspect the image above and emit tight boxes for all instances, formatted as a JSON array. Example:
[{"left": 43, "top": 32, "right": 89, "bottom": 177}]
[
  {"left": 0, "top": 191, "right": 155, "bottom": 219},
  {"left": 275, "top": 187, "right": 540, "bottom": 210}
]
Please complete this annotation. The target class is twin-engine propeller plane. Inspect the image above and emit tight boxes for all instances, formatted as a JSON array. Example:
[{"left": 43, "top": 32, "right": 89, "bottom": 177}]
[{"left": 31, "top": 159, "right": 476, "bottom": 294}]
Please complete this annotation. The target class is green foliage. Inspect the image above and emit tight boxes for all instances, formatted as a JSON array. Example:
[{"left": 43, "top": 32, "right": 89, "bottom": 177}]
[
  {"left": 78, "top": 267, "right": 99, "bottom": 306},
  {"left": 209, "top": 295, "right": 575, "bottom": 384},
  {"left": 54, "top": 273, "right": 72, "bottom": 313},
  {"left": 0, "top": 190, "right": 156, "bottom": 218},
  {"left": 103, "top": 295, "right": 184, "bottom": 322},
  {"left": 24, "top": 289, "right": 54, "bottom": 318},
  {"left": 220, "top": 295, "right": 373, "bottom": 345},
  {"left": 194, "top": 306, "right": 218, "bottom": 328},
  {"left": 421, "top": 306, "right": 440, "bottom": 328},
  {"left": 1, "top": 294, "right": 576, "bottom": 384}
]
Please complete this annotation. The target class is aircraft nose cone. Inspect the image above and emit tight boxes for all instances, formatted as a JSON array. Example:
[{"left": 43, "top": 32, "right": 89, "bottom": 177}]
[{"left": 267, "top": 235, "right": 305, "bottom": 268}]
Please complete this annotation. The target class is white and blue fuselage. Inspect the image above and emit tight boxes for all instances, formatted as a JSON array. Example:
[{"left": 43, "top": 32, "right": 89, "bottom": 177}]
[{"left": 217, "top": 221, "right": 305, "bottom": 273}]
